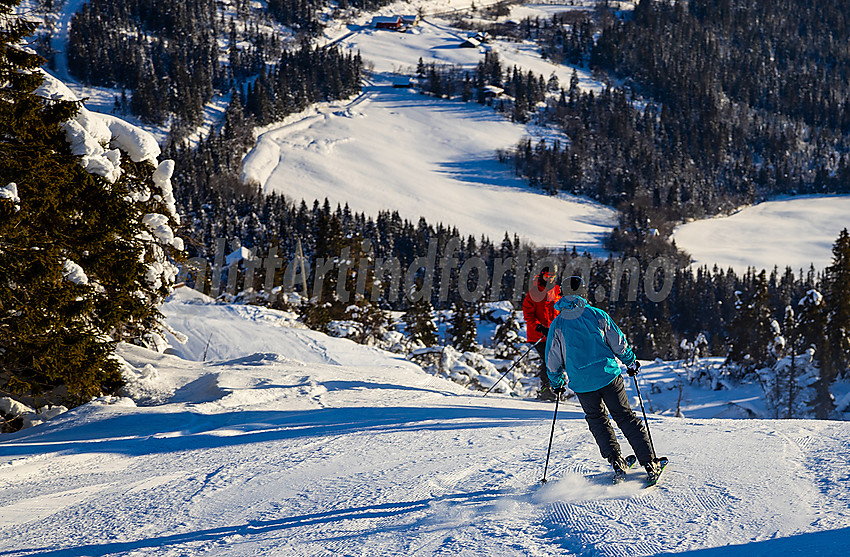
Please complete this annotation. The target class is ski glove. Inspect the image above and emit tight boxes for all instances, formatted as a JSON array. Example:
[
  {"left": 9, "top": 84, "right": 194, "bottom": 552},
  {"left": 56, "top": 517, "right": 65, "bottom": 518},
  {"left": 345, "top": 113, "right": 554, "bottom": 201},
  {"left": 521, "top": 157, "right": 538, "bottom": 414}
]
[
  {"left": 553, "top": 386, "right": 566, "bottom": 395},
  {"left": 550, "top": 373, "right": 566, "bottom": 390},
  {"left": 626, "top": 361, "right": 641, "bottom": 377},
  {"left": 535, "top": 324, "right": 549, "bottom": 336}
]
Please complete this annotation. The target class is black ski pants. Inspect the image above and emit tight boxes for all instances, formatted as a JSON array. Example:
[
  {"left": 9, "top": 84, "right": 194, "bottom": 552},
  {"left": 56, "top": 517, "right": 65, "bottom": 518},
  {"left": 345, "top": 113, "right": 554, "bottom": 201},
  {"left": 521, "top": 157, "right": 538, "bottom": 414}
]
[
  {"left": 575, "top": 375, "right": 654, "bottom": 466},
  {"left": 534, "top": 340, "right": 551, "bottom": 389}
]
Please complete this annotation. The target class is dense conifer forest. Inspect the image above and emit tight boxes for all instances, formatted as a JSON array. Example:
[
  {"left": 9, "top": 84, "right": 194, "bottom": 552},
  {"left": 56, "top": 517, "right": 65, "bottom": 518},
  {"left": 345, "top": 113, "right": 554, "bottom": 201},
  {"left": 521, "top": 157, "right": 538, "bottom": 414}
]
[{"left": 503, "top": 0, "right": 850, "bottom": 244}]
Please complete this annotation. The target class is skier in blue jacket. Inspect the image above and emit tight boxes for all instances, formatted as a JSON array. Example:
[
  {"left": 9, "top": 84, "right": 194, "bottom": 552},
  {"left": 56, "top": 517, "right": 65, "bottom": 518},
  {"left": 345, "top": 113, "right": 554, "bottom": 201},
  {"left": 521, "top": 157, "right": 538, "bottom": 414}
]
[{"left": 545, "top": 276, "right": 661, "bottom": 483}]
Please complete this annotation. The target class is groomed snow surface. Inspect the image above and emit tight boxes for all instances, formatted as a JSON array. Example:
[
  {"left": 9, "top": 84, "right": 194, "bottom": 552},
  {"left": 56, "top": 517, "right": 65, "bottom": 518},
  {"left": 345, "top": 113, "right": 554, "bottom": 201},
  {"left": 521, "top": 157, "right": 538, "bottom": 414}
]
[{"left": 2, "top": 288, "right": 850, "bottom": 556}]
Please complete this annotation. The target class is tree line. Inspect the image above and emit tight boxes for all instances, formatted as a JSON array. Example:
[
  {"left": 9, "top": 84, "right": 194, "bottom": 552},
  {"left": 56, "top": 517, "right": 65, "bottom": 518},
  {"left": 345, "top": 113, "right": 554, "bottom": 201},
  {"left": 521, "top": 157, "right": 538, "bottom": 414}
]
[{"left": 417, "top": 51, "right": 552, "bottom": 123}]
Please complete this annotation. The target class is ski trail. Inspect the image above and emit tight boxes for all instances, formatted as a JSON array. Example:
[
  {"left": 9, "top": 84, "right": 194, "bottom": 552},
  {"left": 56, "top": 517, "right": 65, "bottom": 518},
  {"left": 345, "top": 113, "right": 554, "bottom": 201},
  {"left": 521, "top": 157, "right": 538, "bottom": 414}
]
[
  {"left": 49, "top": 0, "right": 89, "bottom": 83},
  {"left": 542, "top": 418, "right": 835, "bottom": 556},
  {"left": 247, "top": 399, "right": 564, "bottom": 556},
  {"left": 241, "top": 82, "right": 374, "bottom": 188}
]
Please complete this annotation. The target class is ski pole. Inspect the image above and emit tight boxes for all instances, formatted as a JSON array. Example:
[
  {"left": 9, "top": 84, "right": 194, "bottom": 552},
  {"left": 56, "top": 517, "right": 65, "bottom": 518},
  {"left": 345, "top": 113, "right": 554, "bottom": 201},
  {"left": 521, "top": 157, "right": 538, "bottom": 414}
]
[
  {"left": 631, "top": 374, "right": 657, "bottom": 460},
  {"left": 540, "top": 394, "right": 560, "bottom": 485},
  {"left": 483, "top": 338, "right": 543, "bottom": 397}
]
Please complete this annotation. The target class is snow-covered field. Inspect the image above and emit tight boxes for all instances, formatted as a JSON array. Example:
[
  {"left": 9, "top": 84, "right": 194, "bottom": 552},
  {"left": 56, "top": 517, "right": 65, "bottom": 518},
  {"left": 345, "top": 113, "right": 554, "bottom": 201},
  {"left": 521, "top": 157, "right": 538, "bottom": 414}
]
[
  {"left": 673, "top": 195, "right": 850, "bottom": 273},
  {"left": 244, "top": 80, "right": 616, "bottom": 252},
  {"left": 2, "top": 289, "right": 850, "bottom": 556},
  {"left": 325, "top": 13, "right": 605, "bottom": 94}
]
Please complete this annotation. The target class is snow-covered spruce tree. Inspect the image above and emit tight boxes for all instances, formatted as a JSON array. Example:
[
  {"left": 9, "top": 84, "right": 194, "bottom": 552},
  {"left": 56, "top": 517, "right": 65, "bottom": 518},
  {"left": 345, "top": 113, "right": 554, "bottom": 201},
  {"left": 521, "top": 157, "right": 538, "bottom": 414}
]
[
  {"left": 794, "top": 289, "right": 831, "bottom": 418},
  {"left": 450, "top": 302, "right": 479, "bottom": 353},
  {"left": 492, "top": 310, "right": 523, "bottom": 359},
  {"left": 340, "top": 237, "right": 392, "bottom": 346},
  {"left": 797, "top": 289, "right": 826, "bottom": 354},
  {"left": 814, "top": 228, "right": 850, "bottom": 417},
  {"left": 0, "top": 1, "right": 182, "bottom": 407},
  {"left": 340, "top": 304, "right": 391, "bottom": 346},
  {"left": 404, "top": 298, "right": 438, "bottom": 348},
  {"left": 757, "top": 306, "right": 819, "bottom": 418},
  {"left": 825, "top": 229, "right": 850, "bottom": 376},
  {"left": 725, "top": 271, "right": 774, "bottom": 379}
]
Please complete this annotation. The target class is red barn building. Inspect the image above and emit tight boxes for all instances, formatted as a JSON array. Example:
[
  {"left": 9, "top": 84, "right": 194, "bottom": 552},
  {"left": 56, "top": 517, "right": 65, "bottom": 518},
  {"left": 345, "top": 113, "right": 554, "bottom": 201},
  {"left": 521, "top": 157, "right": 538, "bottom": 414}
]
[{"left": 372, "top": 16, "right": 404, "bottom": 30}]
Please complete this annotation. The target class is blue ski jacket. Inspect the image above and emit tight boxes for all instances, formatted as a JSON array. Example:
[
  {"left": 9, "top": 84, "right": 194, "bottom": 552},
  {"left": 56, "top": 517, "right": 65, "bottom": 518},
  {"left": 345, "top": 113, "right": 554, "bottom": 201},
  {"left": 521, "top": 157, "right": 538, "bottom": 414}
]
[{"left": 544, "top": 295, "right": 636, "bottom": 393}]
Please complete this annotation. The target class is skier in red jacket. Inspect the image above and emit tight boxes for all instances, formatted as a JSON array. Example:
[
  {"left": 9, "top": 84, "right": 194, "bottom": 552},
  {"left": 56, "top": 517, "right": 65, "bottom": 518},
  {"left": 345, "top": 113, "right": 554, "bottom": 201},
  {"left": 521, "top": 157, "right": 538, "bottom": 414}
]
[{"left": 522, "top": 266, "right": 561, "bottom": 401}]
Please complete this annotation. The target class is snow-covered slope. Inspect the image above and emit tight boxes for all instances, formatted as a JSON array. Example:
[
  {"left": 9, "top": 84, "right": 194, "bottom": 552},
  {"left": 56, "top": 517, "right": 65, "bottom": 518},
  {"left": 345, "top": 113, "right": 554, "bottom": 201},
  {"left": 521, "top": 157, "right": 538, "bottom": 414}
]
[
  {"left": 673, "top": 195, "right": 850, "bottom": 273},
  {"left": 241, "top": 3, "right": 620, "bottom": 252},
  {"left": 2, "top": 290, "right": 850, "bottom": 556},
  {"left": 244, "top": 79, "right": 617, "bottom": 252},
  {"left": 158, "top": 288, "right": 406, "bottom": 367}
]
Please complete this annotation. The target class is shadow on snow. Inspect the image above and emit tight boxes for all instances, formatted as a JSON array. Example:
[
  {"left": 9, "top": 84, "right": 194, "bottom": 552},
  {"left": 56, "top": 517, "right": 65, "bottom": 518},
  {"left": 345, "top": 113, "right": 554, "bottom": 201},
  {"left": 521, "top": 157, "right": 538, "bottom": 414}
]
[
  {"left": 655, "top": 526, "right": 850, "bottom": 557},
  {"left": 0, "top": 402, "right": 575, "bottom": 459},
  {"left": 0, "top": 489, "right": 519, "bottom": 557}
]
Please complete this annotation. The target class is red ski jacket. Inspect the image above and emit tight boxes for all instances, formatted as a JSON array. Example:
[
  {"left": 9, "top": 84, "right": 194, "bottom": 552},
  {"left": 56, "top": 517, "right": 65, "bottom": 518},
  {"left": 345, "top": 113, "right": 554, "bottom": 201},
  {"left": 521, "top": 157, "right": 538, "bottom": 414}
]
[{"left": 523, "top": 283, "right": 561, "bottom": 343}]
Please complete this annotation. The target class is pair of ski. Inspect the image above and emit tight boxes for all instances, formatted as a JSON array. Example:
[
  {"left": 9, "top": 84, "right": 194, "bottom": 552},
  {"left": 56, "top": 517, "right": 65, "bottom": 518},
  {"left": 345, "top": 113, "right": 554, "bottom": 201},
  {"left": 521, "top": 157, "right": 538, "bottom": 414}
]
[{"left": 615, "top": 455, "right": 669, "bottom": 488}]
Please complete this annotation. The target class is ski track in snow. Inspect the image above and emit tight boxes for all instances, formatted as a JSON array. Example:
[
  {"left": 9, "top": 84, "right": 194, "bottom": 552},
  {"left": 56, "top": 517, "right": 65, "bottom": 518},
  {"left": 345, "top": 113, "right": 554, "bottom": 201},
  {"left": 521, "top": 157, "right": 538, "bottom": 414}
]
[{"left": 4, "top": 394, "right": 850, "bottom": 556}]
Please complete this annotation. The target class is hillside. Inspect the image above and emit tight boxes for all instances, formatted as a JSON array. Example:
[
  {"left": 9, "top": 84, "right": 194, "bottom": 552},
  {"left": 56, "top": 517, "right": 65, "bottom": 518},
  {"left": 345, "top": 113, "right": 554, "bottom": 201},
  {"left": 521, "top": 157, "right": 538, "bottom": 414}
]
[
  {"left": 25, "top": 0, "right": 850, "bottom": 264},
  {"left": 1, "top": 289, "right": 850, "bottom": 556},
  {"left": 243, "top": 78, "right": 617, "bottom": 251},
  {"left": 240, "top": 2, "right": 622, "bottom": 251}
]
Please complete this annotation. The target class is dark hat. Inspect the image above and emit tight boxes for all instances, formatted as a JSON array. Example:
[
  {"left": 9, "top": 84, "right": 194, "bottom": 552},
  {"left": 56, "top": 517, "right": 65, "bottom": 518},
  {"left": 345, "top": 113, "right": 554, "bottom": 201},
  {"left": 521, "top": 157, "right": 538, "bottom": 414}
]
[{"left": 563, "top": 275, "right": 587, "bottom": 297}]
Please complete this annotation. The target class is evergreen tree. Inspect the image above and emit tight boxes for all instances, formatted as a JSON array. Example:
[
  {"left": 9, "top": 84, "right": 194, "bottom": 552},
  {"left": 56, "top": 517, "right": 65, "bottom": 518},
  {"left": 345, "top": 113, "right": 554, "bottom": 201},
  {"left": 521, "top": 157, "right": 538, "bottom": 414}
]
[
  {"left": 797, "top": 289, "right": 829, "bottom": 418},
  {"left": 342, "top": 303, "right": 390, "bottom": 346},
  {"left": 725, "top": 271, "right": 774, "bottom": 378},
  {"left": 797, "top": 289, "right": 826, "bottom": 353},
  {"left": 299, "top": 299, "right": 333, "bottom": 333},
  {"left": 450, "top": 302, "right": 478, "bottom": 353},
  {"left": 1, "top": 0, "right": 181, "bottom": 408},
  {"left": 825, "top": 229, "right": 850, "bottom": 377},
  {"left": 813, "top": 228, "right": 850, "bottom": 417},
  {"left": 492, "top": 311, "right": 523, "bottom": 359},
  {"left": 404, "top": 298, "right": 438, "bottom": 347}
]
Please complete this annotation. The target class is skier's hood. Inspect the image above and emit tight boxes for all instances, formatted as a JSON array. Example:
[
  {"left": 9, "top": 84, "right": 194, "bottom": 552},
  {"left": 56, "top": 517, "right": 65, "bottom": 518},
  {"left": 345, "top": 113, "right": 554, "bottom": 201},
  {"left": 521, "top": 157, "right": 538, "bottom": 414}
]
[{"left": 555, "top": 295, "right": 588, "bottom": 319}]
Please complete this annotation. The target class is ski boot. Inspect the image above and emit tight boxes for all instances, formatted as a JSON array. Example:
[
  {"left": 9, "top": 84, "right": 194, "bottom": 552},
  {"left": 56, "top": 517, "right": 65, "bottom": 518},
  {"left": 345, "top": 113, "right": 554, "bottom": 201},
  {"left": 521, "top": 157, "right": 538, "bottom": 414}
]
[
  {"left": 537, "top": 385, "right": 558, "bottom": 402},
  {"left": 608, "top": 454, "right": 628, "bottom": 484},
  {"left": 645, "top": 459, "right": 662, "bottom": 486}
]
